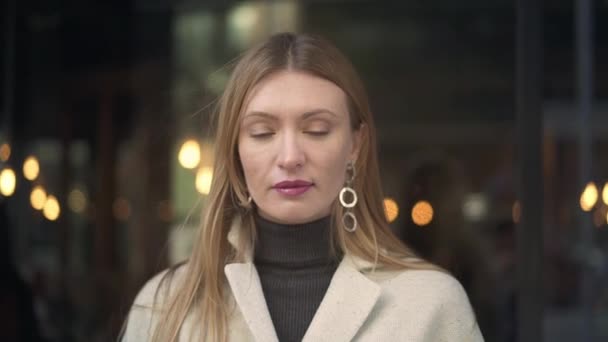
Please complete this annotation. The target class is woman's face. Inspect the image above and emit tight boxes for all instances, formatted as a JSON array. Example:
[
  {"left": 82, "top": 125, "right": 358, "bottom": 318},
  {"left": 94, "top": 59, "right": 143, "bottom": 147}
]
[{"left": 238, "top": 70, "right": 362, "bottom": 224}]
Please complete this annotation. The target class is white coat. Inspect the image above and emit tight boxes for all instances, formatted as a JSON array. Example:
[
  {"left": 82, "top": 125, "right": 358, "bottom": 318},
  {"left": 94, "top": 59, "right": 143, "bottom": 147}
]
[{"left": 123, "top": 218, "right": 485, "bottom": 341}]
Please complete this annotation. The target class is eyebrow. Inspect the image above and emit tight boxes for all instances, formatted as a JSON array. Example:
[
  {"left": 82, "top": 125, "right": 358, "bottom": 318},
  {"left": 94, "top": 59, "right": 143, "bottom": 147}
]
[{"left": 242, "top": 109, "right": 338, "bottom": 121}]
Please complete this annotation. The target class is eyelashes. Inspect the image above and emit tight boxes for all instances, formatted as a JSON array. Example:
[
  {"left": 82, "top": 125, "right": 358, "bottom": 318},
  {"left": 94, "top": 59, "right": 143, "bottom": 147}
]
[
  {"left": 250, "top": 132, "right": 274, "bottom": 139},
  {"left": 249, "top": 131, "right": 329, "bottom": 139},
  {"left": 304, "top": 131, "right": 329, "bottom": 137}
]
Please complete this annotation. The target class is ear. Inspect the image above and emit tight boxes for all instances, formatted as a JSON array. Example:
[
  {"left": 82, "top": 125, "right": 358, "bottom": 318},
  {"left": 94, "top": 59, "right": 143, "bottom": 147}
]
[{"left": 350, "top": 123, "right": 366, "bottom": 163}]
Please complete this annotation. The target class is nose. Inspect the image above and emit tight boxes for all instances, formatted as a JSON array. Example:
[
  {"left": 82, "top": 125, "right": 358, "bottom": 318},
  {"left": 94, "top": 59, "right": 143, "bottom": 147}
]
[{"left": 277, "top": 131, "right": 305, "bottom": 171}]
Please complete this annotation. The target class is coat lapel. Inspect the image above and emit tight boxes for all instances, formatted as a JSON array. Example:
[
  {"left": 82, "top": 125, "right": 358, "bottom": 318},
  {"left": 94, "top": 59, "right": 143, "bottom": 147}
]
[
  {"left": 225, "top": 216, "right": 382, "bottom": 342},
  {"left": 302, "top": 255, "right": 381, "bottom": 342},
  {"left": 224, "top": 263, "right": 279, "bottom": 342}
]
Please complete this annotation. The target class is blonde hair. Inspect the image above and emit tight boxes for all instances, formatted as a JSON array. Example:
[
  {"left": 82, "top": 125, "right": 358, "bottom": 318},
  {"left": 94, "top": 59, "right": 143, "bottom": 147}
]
[{"left": 149, "top": 32, "right": 437, "bottom": 342}]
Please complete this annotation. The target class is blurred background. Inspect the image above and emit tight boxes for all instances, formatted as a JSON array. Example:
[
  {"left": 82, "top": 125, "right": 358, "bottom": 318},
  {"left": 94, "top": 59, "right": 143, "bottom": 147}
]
[{"left": 1, "top": 0, "right": 607, "bottom": 341}]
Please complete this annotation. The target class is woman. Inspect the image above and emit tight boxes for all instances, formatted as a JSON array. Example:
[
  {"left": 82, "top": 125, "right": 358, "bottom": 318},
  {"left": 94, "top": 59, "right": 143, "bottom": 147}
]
[{"left": 121, "top": 32, "right": 484, "bottom": 342}]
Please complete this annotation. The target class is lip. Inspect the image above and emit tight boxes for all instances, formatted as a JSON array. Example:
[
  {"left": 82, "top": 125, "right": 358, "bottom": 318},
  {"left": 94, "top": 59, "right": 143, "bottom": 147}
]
[{"left": 273, "top": 180, "right": 314, "bottom": 197}]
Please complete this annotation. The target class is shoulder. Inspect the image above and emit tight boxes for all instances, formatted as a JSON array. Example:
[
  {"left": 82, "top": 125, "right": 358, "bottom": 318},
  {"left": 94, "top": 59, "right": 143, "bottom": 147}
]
[
  {"left": 383, "top": 268, "right": 472, "bottom": 308},
  {"left": 371, "top": 268, "right": 484, "bottom": 340},
  {"left": 348, "top": 253, "right": 476, "bottom": 316},
  {"left": 131, "top": 264, "right": 188, "bottom": 308},
  {"left": 122, "top": 264, "right": 188, "bottom": 341},
  {"left": 386, "top": 268, "right": 464, "bottom": 293}
]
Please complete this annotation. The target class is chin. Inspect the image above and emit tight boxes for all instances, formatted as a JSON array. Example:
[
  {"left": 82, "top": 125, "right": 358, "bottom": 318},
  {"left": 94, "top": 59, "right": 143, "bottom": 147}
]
[{"left": 260, "top": 203, "right": 323, "bottom": 225}]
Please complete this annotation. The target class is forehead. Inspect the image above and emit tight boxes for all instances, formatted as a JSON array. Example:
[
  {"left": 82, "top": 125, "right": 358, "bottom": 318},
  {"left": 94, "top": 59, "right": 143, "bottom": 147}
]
[{"left": 243, "top": 70, "right": 348, "bottom": 118}]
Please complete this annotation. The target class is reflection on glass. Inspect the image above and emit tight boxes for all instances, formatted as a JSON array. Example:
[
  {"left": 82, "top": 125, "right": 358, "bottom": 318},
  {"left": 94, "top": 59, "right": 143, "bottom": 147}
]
[
  {"left": 43, "top": 195, "right": 60, "bottom": 221},
  {"left": 30, "top": 186, "right": 47, "bottom": 210},
  {"left": 411, "top": 200, "right": 433, "bottom": 226},
  {"left": 580, "top": 182, "right": 598, "bottom": 212},
  {"left": 23, "top": 156, "right": 40, "bottom": 181},
  {"left": 0, "top": 168, "right": 16, "bottom": 196}
]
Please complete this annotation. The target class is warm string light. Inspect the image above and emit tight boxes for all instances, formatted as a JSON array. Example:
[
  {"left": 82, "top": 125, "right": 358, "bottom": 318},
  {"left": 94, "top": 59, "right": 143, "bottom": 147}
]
[
  {"left": 412, "top": 200, "right": 433, "bottom": 226},
  {"left": 0, "top": 168, "right": 16, "bottom": 196},
  {"left": 43, "top": 195, "right": 60, "bottom": 221},
  {"left": 23, "top": 156, "right": 40, "bottom": 181},
  {"left": 178, "top": 140, "right": 201, "bottom": 169},
  {"left": 383, "top": 198, "right": 399, "bottom": 223},
  {"left": 30, "top": 186, "right": 47, "bottom": 210},
  {"left": 580, "top": 182, "right": 598, "bottom": 212}
]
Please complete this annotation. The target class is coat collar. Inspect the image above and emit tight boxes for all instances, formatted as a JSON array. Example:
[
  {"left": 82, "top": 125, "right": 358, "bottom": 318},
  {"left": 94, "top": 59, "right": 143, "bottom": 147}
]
[
  {"left": 224, "top": 262, "right": 279, "bottom": 341},
  {"left": 224, "top": 215, "right": 381, "bottom": 342}
]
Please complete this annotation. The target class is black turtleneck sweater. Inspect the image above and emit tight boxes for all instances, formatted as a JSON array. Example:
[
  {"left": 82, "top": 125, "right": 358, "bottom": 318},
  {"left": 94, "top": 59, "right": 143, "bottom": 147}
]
[{"left": 254, "top": 214, "right": 340, "bottom": 342}]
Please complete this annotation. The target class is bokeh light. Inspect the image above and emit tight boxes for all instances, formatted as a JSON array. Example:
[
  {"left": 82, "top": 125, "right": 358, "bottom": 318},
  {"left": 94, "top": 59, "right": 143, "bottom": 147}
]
[
  {"left": 411, "top": 200, "right": 433, "bottom": 226},
  {"left": 227, "top": 2, "right": 261, "bottom": 48},
  {"left": 580, "top": 182, "right": 598, "bottom": 212},
  {"left": 462, "top": 193, "right": 488, "bottom": 221},
  {"left": 196, "top": 167, "right": 213, "bottom": 195},
  {"left": 68, "top": 188, "right": 87, "bottom": 213},
  {"left": 43, "top": 195, "right": 60, "bottom": 221},
  {"left": 23, "top": 156, "right": 40, "bottom": 181},
  {"left": 602, "top": 182, "right": 608, "bottom": 206},
  {"left": 178, "top": 139, "right": 200, "bottom": 169},
  {"left": 383, "top": 197, "right": 399, "bottom": 223},
  {"left": 30, "top": 186, "right": 47, "bottom": 210},
  {"left": 0, "top": 168, "right": 16, "bottom": 196},
  {"left": 0, "top": 143, "right": 10, "bottom": 161}
]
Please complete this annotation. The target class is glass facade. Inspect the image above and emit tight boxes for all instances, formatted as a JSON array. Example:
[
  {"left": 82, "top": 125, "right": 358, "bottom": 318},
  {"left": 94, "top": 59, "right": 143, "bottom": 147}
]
[{"left": 0, "top": 1, "right": 607, "bottom": 341}]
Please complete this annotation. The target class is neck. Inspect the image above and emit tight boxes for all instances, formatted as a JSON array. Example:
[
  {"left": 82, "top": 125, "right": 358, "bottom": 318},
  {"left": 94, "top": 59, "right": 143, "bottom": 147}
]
[{"left": 253, "top": 213, "right": 337, "bottom": 268}]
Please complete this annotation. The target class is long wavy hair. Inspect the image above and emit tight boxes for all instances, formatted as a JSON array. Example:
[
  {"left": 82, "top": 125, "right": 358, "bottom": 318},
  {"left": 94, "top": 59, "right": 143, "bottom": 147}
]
[{"left": 149, "top": 32, "right": 437, "bottom": 342}]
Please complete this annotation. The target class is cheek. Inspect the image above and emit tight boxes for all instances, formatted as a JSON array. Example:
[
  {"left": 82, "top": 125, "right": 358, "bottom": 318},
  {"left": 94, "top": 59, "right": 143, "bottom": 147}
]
[
  {"left": 238, "top": 143, "right": 256, "bottom": 184},
  {"left": 315, "top": 139, "right": 351, "bottom": 187},
  {"left": 238, "top": 141, "right": 270, "bottom": 189}
]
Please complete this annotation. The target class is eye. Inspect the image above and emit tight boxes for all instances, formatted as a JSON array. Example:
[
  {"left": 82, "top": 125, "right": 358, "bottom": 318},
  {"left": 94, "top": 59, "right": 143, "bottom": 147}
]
[
  {"left": 247, "top": 123, "right": 275, "bottom": 139},
  {"left": 303, "top": 120, "right": 331, "bottom": 137},
  {"left": 304, "top": 131, "right": 329, "bottom": 137},
  {"left": 250, "top": 132, "right": 275, "bottom": 139}
]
